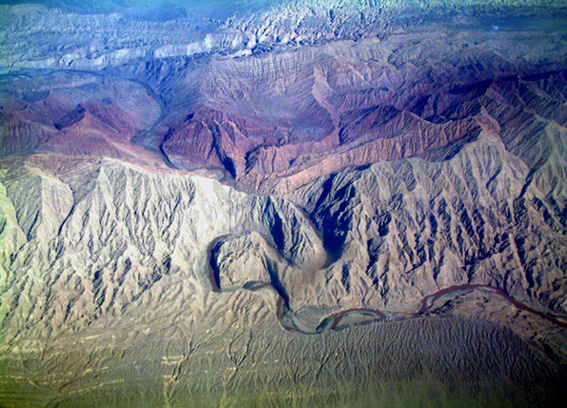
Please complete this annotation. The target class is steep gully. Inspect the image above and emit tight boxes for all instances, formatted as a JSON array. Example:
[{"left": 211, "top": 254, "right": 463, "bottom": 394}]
[
  {"left": 208, "top": 242, "right": 567, "bottom": 335},
  {"left": 16, "top": 70, "right": 567, "bottom": 335}
]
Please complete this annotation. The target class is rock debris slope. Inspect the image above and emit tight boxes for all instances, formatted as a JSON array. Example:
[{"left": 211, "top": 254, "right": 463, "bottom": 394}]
[
  {"left": 0, "top": 156, "right": 326, "bottom": 341},
  {"left": 1, "top": 1, "right": 567, "bottom": 407}
]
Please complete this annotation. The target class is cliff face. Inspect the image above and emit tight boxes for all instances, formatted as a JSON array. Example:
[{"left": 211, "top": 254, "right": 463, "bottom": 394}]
[{"left": 1, "top": 2, "right": 567, "bottom": 407}]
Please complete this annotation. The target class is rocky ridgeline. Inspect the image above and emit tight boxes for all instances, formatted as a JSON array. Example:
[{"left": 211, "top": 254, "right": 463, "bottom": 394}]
[
  {"left": 1, "top": 115, "right": 566, "bottom": 343},
  {"left": 0, "top": 2, "right": 566, "bottom": 338},
  {"left": 3, "top": 35, "right": 567, "bottom": 193},
  {"left": 0, "top": 71, "right": 162, "bottom": 164},
  {"left": 0, "top": 156, "right": 326, "bottom": 343},
  {"left": 1, "top": 2, "right": 567, "bottom": 406}
]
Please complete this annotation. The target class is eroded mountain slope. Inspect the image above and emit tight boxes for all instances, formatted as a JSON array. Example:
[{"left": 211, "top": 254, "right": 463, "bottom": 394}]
[
  {"left": 0, "top": 156, "right": 327, "bottom": 344},
  {"left": 0, "top": 151, "right": 566, "bottom": 407},
  {"left": 1, "top": 120, "right": 566, "bottom": 343},
  {"left": 1, "top": 1, "right": 567, "bottom": 407}
]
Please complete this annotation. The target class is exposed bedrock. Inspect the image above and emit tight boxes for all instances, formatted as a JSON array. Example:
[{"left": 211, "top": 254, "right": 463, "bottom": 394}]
[
  {"left": 0, "top": 71, "right": 163, "bottom": 165},
  {"left": 2, "top": 119, "right": 566, "bottom": 344},
  {"left": 1, "top": 2, "right": 567, "bottom": 407},
  {"left": 4, "top": 48, "right": 567, "bottom": 196},
  {"left": 166, "top": 64, "right": 567, "bottom": 194},
  {"left": 0, "top": 156, "right": 327, "bottom": 345},
  {"left": 0, "top": 7, "right": 566, "bottom": 354},
  {"left": 3, "top": 6, "right": 567, "bottom": 194}
]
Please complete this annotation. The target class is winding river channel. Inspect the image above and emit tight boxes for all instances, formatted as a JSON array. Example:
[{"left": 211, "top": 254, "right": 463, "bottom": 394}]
[{"left": 208, "top": 244, "right": 567, "bottom": 335}]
